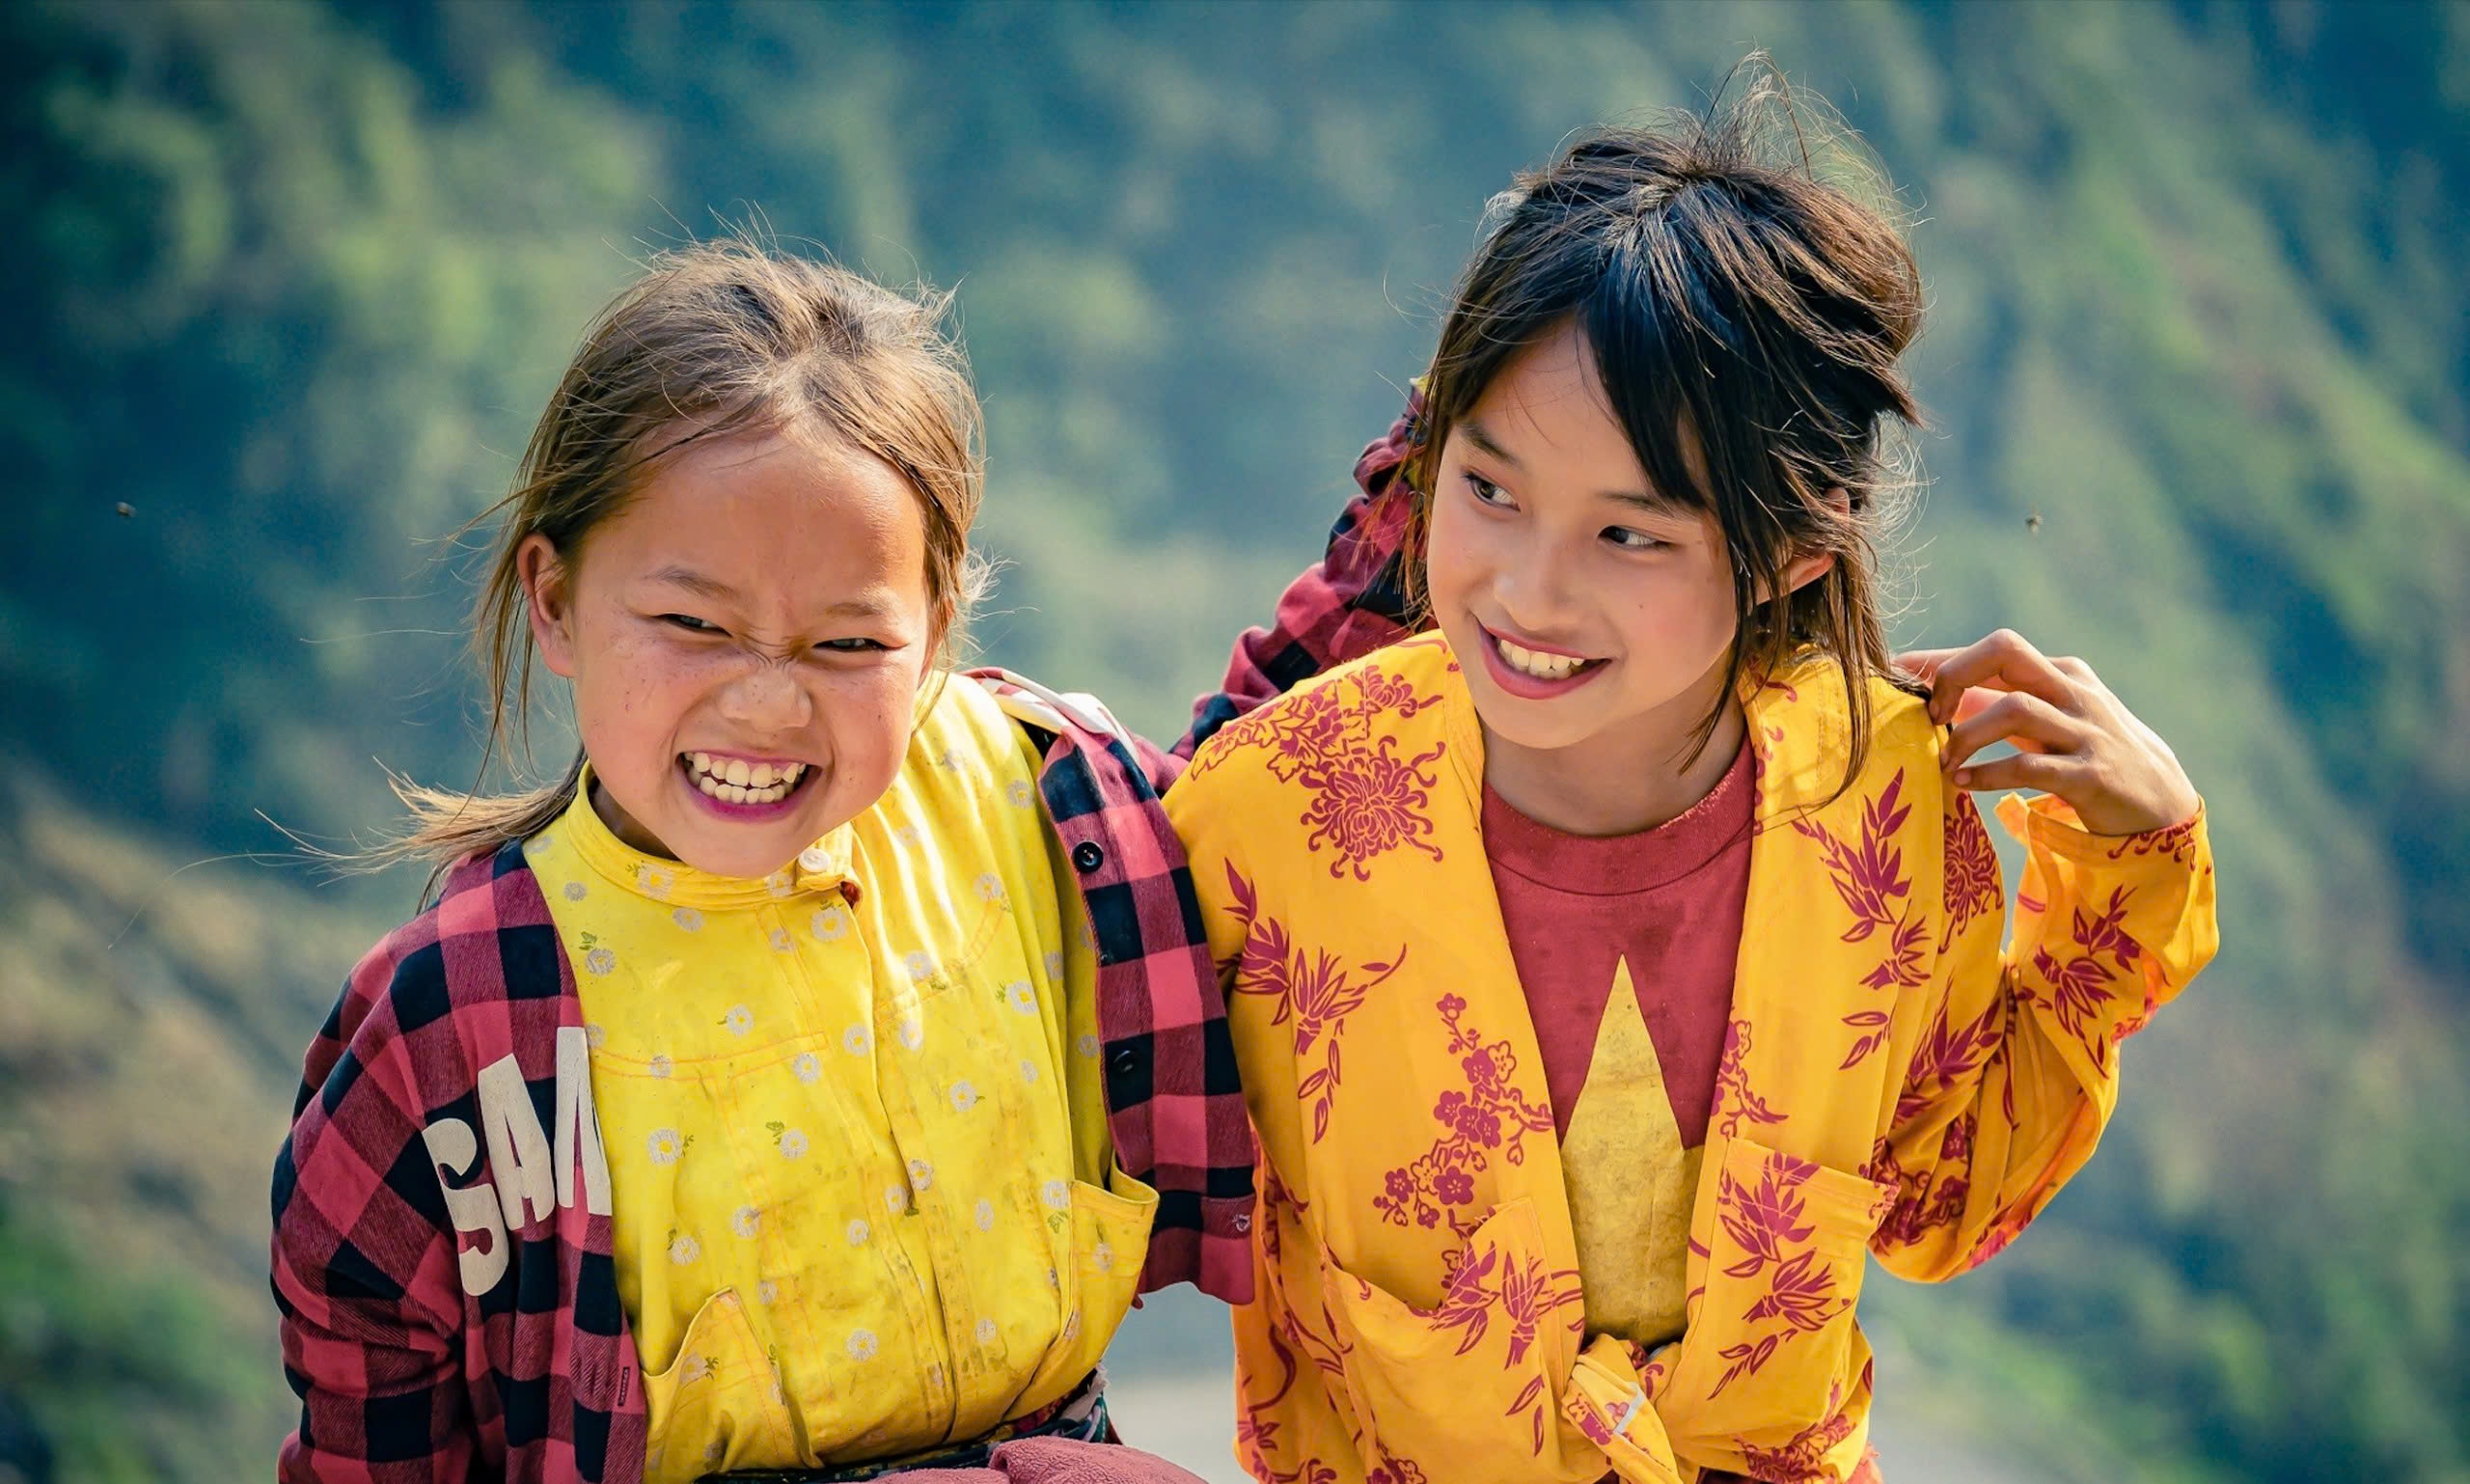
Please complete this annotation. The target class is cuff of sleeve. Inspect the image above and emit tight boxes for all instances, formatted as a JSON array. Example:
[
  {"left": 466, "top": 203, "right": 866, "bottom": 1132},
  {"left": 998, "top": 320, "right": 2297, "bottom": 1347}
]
[
  {"left": 1134, "top": 1195, "right": 1257, "bottom": 1306},
  {"left": 1997, "top": 792, "right": 2209, "bottom": 868}
]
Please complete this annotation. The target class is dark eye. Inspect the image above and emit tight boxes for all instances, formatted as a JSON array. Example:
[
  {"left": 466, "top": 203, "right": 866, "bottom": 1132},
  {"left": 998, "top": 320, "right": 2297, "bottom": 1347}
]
[
  {"left": 662, "top": 614, "right": 723, "bottom": 634},
  {"left": 816, "top": 638, "right": 888, "bottom": 653},
  {"left": 1463, "top": 472, "right": 1514, "bottom": 508},
  {"left": 1604, "top": 528, "right": 1671, "bottom": 552}
]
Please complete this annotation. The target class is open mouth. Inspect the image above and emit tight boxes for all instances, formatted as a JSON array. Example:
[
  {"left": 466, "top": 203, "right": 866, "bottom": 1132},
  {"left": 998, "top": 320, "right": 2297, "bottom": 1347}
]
[
  {"left": 1476, "top": 623, "right": 1610, "bottom": 697},
  {"left": 1492, "top": 634, "right": 1602, "bottom": 682},
  {"left": 680, "top": 752, "right": 813, "bottom": 809}
]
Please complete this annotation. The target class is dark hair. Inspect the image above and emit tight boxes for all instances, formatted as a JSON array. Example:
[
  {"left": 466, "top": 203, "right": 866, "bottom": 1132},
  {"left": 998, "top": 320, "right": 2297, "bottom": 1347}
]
[
  {"left": 1407, "top": 62, "right": 1925, "bottom": 784},
  {"left": 376, "top": 239, "right": 988, "bottom": 879}
]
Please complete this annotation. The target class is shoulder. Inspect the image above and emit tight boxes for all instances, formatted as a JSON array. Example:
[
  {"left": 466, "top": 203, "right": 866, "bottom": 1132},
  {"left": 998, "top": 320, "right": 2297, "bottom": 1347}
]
[
  {"left": 1747, "top": 655, "right": 1946, "bottom": 830},
  {"left": 311, "top": 846, "right": 561, "bottom": 1107},
  {"left": 1170, "top": 632, "right": 1459, "bottom": 863},
  {"left": 1184, "top": 633, "right": 1457, "bottom": 782}
]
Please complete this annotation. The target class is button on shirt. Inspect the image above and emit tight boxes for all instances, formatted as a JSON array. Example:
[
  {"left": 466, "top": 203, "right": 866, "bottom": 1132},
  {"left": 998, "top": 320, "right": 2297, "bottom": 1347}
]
[{"left": 524, "top": 678, "right": 1156, "bottom": 1481}]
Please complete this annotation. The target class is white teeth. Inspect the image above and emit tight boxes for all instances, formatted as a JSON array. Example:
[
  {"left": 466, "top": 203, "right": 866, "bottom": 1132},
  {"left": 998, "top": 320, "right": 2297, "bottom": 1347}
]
[
  {"left": 685, "top": 755, "right": 805, "bottom": 803},
  {"left": 1496, "top": 636, "right": 1588, "bottom": 681}
]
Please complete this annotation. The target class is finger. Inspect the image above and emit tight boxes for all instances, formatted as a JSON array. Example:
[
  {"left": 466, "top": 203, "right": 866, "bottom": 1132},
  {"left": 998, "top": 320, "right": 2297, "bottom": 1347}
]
[
  {"left": 1895, "top": 647, "right": 1958, "bottom": 683},
  {"left": 1916, "top": 629, "right": 2075, "bottom": 724},
  {"left": 1944, "top": 691, "right": 2085, "bottom": 771},
  {"left": 1949, "top": 750, "right": 2082, "bottom": 796}
]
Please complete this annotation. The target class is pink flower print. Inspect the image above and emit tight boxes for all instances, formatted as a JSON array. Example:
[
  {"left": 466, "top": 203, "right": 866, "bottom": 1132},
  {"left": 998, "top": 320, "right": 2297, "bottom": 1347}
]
[
  {"left": 1793, "top": 769, "right": 1929, "bottom": 1066},
  {"left": 1222, "top": 864, "right": 1402, "bottom": 1142},
  {"left": 1742, "top": 1250, "right": 1848, "bottom": 1333},
  {"left": 1893, "top": 999, "right": 2002, "bottom": 1126},
  {"left": 1300, "top": 735, "right": 1447, "bottom": 881},
  {"left": 1719, "top": 1158, "right": 1817, "bottom": 1279},
  {"left": 1193, "top": 661, "right": 1448, "bottom": 879},
  {"left": 1940, "top": 794, "right": 2004, "bottom": 949},
  {"left": 1714, "top": 1018, "right": 1786, "bottom": 1138},
  {"left": 1374, "top": 997, "right": 1551, "bottom": 1228}
]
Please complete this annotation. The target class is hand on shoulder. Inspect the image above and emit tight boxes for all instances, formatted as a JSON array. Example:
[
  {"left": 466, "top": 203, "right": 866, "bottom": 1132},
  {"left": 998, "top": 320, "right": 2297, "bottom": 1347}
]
[{"left": 1899, "top": 629, "right": 2202, "bottom": 837}]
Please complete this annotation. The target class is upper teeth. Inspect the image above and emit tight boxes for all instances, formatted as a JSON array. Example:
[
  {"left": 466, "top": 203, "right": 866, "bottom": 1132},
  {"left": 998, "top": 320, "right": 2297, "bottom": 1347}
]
[
  {"left": 688, "top": 753, "right": 805, "bottom": 804},
  {"left": 1496, "top": 637, "right": 1588, "bottom": 680}
]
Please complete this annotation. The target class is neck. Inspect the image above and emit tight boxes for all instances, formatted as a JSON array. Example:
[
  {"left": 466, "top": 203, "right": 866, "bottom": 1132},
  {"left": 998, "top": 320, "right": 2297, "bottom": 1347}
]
[
  {"left": 1480, "top": 673, "right": 1746, "bottom": 838},
  {"left": 588, "top": 771, "right": 678, "bottom": 861}
]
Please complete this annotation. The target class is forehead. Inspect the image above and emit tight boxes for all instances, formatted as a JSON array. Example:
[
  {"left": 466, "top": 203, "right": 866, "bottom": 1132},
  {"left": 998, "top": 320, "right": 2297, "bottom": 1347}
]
[
  {"left": 588, "top": 428, "right": 931, "bottom": 599},
  {"left": 1465, "top": 325, "right": 1643, "bottom": 474}
]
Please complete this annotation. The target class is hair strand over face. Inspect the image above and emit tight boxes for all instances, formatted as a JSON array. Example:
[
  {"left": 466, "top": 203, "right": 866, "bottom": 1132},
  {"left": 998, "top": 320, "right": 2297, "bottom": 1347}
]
[
  {"left": 1408, "top": 57, "right": 1927, "bottom": 793},
  {"left": 370, "top": 238, "right": 988, "bottom": 888}
]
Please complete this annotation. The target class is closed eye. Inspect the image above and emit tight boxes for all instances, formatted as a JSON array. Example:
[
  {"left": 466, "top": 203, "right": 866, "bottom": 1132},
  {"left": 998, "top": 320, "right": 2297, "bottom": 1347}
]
[{"left": 662, "top": 613, "right": 725, "bottom": 634}]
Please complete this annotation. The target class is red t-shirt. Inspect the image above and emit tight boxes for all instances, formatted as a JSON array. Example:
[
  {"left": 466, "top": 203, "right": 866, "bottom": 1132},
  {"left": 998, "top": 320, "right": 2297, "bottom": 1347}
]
[{"left": 1481, "top": 736, "right": 1755, "bottom": 1148}]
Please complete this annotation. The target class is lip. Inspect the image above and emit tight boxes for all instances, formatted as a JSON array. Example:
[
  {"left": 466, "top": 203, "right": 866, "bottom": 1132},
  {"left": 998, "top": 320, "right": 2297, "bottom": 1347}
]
[
  {"left": 676, "top": 751, "right": 816, "bottom": 822},
  {"left": 1473, "top": 620, "right": 1610, "bottom": 701}
]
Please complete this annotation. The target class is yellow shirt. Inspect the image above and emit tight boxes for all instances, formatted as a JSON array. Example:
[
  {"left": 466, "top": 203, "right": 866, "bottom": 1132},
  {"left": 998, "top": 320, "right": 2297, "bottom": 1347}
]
[
  {"left": 1169, "top": 634, "right": 2217, "bottom": 1484},
  {"left": 525, "top": 676, "right": 1155, "bottom": 1482}
]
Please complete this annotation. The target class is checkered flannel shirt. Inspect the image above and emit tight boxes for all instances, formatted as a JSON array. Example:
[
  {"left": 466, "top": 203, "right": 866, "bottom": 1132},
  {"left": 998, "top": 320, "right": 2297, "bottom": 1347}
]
[
  {"left": 271, "top": 417, "right": 1428, "bottom": 1484},
  {"left": 1176, "top": 398, "right": 1424, "bottom": 752}
]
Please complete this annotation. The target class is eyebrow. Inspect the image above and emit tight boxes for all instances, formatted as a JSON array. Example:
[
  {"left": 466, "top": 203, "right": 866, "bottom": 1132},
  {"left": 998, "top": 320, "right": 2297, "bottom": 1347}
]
[
  {"left": 1459, "top": 418, "right": 1694, "bottom": 519},
  {"left": 646, "top": 565, "right": 895, "bottom": 618}
]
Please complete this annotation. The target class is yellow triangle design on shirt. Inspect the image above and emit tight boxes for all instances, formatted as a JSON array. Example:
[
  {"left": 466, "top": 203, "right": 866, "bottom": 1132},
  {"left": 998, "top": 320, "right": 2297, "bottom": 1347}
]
[{"left": 1559, "top": 954, "right": 1702, "bottom": 1348}]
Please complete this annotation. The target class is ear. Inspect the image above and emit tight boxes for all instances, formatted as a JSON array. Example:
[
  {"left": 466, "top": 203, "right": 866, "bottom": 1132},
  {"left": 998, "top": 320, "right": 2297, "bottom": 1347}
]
[
  {"left": 1781, "top": 547, "right": 1836, "bottom": 596},
  {"left": 516, "top": 534, "right": 581, "bottom": 679}
]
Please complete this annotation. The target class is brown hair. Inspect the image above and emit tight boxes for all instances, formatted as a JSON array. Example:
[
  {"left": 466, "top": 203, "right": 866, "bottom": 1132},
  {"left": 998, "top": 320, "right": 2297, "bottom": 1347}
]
[
  {"left": 380, "top": 239, "right": 987, "bottom": 881},
  {"left": 1406, "top": 62, "right": 1925, "bottom": 786}
]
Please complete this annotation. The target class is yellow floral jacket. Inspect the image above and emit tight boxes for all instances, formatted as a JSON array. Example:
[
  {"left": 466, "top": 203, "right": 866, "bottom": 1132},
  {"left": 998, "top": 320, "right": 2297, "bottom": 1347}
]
[{"left": 1166, "top": 633, "right": 2217, "bottom": 1484}]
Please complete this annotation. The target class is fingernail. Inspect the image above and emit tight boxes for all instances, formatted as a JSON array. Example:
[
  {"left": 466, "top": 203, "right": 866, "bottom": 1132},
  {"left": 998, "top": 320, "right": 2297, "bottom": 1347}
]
[{"left": 1953, "top": 768, "right": 1974, "bottom": 785}]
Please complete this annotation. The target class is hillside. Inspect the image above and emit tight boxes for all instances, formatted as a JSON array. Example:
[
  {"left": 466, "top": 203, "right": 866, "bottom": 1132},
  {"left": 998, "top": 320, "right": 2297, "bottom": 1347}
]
[{"left": 2, "top": 2, "right": 2464, "bottom": 1480}]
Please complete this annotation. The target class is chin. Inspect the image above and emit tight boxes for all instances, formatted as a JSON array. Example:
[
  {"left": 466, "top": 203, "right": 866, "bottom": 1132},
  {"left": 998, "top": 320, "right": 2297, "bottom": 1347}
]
[
  {"left": 672, "top": 834, "right": 801, "bottom": 882},
  {"left": 1464, "top": 693, "right": 1607, "bottom": 755}
]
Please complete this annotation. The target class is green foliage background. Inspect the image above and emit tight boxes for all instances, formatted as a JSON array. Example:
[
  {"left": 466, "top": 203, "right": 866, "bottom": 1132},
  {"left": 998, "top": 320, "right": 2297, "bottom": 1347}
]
[{"left": 1, "top": 1, "right": 2464, "bottom": 1480}]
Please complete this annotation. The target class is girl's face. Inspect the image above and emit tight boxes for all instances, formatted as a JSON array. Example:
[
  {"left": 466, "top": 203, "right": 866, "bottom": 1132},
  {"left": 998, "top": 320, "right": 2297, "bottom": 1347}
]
[
  {"left": 1424, "top": 321, "right": 1750, "bottom": 773},
  {"left": 522, "top": 427, "right": 939, "bottom": 880}
]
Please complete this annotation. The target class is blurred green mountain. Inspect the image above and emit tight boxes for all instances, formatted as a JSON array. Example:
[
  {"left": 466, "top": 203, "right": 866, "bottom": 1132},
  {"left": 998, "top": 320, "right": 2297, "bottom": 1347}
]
[{"left": 2, "top": 1, "right": 2464, "bottom": 1480}]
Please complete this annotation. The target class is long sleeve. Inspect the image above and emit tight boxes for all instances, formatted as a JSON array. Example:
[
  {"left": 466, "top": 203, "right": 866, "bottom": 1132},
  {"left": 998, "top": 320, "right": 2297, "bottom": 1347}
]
[
  {"left": 1870, "top": 791, "right": 2218, "bottom": 1282},
  {"left": 271, "top": 970, "right": 475, "bottom": 1481},
  {"left": 1171, "top": 400, "right": 1424, "bottom": 758}
]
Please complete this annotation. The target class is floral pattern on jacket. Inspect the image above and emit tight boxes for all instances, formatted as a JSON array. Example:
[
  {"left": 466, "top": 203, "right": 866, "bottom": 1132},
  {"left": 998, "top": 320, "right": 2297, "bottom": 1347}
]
[{"left": 1167, "top": 633, "right": 2217, "bottom": 1484}]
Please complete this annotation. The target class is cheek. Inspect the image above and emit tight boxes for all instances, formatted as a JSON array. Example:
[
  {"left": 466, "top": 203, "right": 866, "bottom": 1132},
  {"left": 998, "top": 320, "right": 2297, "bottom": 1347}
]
[
  {"left": 1422, "top": 501, "right": 1481, "bottom": 603},
  {"left": 573, "top": 631, "right": 705, "bottom": 749}
]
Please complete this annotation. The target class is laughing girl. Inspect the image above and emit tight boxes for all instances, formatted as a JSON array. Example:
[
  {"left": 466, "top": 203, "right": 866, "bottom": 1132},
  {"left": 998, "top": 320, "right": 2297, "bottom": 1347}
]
[
  {"left": 1167, "top": 90, "right": 2218, "bottom": 1484},
  {"left": 270, "top": 245, "right": 1246, "bottom": 1484}
]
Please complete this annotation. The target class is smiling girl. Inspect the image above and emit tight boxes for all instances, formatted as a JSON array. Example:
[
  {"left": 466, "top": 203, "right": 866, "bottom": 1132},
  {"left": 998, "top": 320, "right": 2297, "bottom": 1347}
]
[
  {"left": 270, "top": 245, "right": 1245, "bottom": 1484},
  {"left": 1167, "top": 87, "right": 2219, "bottom": 1484}
]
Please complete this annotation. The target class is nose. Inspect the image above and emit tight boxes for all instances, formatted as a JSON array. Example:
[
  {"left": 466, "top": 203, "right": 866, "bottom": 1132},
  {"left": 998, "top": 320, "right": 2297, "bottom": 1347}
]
[
  {"left": 717, "top": 658, "right": 813, "bottom": 733},
  {"left": 1492, "top": 535, "right": 1583, "bottom": 637}
]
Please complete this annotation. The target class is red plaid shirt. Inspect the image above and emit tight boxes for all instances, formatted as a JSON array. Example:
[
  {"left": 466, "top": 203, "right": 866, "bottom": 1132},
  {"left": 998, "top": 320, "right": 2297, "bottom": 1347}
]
[
  {"left": 1175, "top": 401, "right": 1423, "bottom": 753},
  {"left": 273, "top": 419, "right": 1426, "bottom": 1484}
]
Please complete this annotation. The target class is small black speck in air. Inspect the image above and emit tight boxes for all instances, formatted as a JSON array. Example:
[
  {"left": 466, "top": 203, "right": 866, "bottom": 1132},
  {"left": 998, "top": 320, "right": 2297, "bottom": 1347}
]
[{"left": 2024, "top": 511, "right": 2043, "bottom": 535}]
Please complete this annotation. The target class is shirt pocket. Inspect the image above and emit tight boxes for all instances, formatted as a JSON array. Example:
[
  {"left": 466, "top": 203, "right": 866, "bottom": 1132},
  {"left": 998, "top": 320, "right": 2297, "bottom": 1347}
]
[
  {"left": 1657, "top": 1134, "right": 1895, "bottom": 1452},
  {"left": 1313, "top": 1198, "right": 1600, "bottom": 1483},
  {"left": 1009, "top": 1168, "right": 1158, "bottom": 1418},
  {"left": 640, "top": 1287, "right": 797, "bottom": 1484}
]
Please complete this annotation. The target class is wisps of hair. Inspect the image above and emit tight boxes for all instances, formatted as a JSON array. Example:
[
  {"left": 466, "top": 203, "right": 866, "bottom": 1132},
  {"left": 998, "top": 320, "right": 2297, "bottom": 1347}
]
[
  {"left": 1408, "top": 54, "right": 1928, "bottom": 793},
  {"left": 364, "top": 234, "right": 989, "bottom": 892}
]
